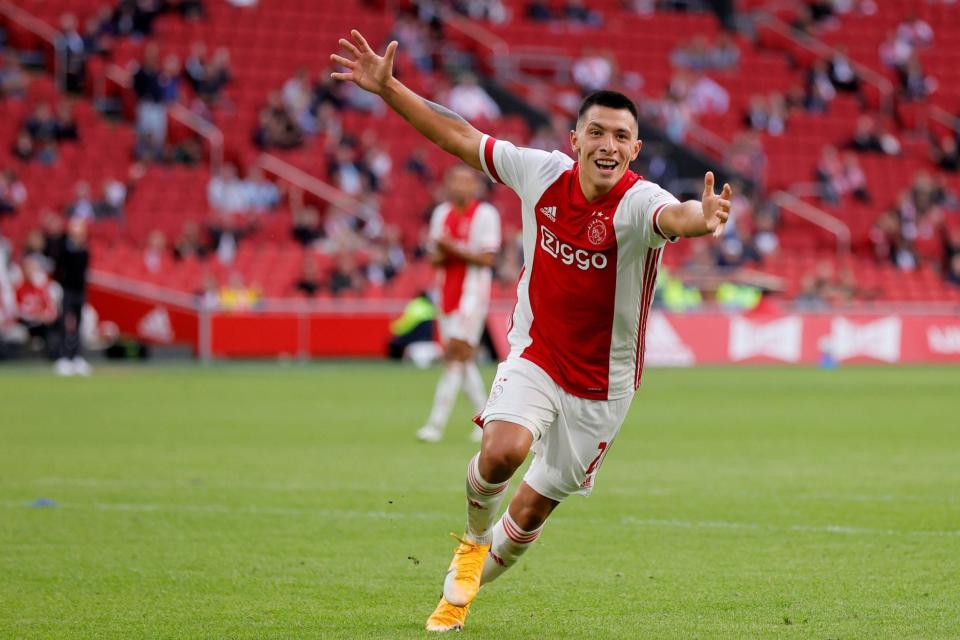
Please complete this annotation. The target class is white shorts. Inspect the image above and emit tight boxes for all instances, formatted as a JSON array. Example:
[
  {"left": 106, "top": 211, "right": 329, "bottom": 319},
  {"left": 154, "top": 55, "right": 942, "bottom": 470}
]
[
  {"left": 438, "top": 310, "right": 486, "bottom": 347},
  {"left": 479, "top": 357, "right": 633, "bottom": 502}
]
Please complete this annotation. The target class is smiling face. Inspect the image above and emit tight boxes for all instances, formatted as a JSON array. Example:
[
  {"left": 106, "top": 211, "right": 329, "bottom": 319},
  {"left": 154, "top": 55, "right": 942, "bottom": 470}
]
[{"left": 571, "top": 105, "right": 641, "bottom": 200}]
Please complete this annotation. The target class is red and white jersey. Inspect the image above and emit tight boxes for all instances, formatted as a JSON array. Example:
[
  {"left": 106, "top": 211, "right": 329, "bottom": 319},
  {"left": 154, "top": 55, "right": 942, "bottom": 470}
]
[
  {"left": 478, "top": 134, "right": 680, "bottom": 400},
  {"left": 429, "top": 199, "right": 501, "bottom": 317}
]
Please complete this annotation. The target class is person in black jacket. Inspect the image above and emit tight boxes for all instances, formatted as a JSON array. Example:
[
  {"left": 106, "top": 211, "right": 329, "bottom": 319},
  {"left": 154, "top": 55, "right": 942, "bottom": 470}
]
[{"left": 53, "top": 219, "right": 91, "bottom": 376}]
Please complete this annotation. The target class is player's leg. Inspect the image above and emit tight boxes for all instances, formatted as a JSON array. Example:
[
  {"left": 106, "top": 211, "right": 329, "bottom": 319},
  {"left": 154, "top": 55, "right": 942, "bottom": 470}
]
[
  {"left": 442, "top": 419, "right": 532, "bottom": 609},
  {"left": 481, "top": 481, "right": 557, "bottom": 584},
  {"left": 417, "top": 313, "right": 469, "bottom": 442}
]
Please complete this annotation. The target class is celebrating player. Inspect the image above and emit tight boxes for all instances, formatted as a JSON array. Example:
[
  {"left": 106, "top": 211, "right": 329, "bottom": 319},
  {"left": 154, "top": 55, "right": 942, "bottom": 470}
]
[
  {"left": 331, "top": 31, "right": 731, "bottom": 632},
  {"left": 417, "top": 165, "right": 501, "bottom": 444}
]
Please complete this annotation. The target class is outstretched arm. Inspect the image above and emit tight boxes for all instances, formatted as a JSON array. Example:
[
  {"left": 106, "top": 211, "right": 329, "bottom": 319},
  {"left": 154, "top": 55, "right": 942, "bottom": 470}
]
[
  {"left": 657, "top": 172, "right": 732, "bottom": 239},
  {"left": 330, "top": 30, "right": 484, "bottom": 171}
]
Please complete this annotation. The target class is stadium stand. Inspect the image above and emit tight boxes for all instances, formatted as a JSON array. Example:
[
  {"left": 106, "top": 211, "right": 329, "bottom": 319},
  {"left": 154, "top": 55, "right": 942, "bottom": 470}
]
[{"left": 1, "top": 0, "right": 958, "bottom": 317}]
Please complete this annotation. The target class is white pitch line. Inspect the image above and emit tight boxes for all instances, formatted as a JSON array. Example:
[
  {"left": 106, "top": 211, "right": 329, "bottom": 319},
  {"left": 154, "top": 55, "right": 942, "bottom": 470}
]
[{"left": 2, "top": 500, "right": 958, "bottom": 539}]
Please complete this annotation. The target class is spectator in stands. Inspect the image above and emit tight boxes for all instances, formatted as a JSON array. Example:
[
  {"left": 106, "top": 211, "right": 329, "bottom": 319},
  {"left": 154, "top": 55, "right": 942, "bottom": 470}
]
[
  {"left": 291, "top": 205, "right": 323, "bottom": 247},
  {"left": 294, "top": 255, "right": 321, "bottom": 297},
  {"left": 840, "top": 152, "right": 870, "bottom": 202},
  {"left": 671, "top": 36, "right": 714, "bottom": 72},
  {"left": 526, "top": 0, "right": 552, "bottom": 21},
  {"left": 897, "top": 54, "right": 935, "bottom": 101},
  {"left": 564, "top": 0, "right": 602, "bottom": 26},
  {"left": 57, "top": 13, "right": 87, "bottom": 93},
  {"left": 447, "top": 73, "right": 500, "bottom": 122},
  {"left": 65, "top": 181, "right": 96, "bottom": 220},
  {"left": 827, "top": 47, "right": 863, "bottom": 101},
  {"left": 207, "top": 213, "right": 254, "bottom": 265},
  {"left": 572, "top": 51, "right": 616, "bottom": 95},
  {"left": 52, "top": 218, "right": 91, "bottom": 376},
  {"left": 283, "top": 67, "right": 317, "bottom": 134},
  {"left": 452, "top": 0, "right": 508, "bottom": 23},
  {"left": 14, "top": 255, "right": 59, "bottom": 352},
  {"left": 803, "top": 60, "right": 836, "bottom": 113},
  {"left": 95, "top": 176, "right": 128, "bottom": 218},
  {"left": 54, "top": 102, "right": 79, "bottom": 142},
  {"left": 11, "top": 130, "right": 34, "bottom": 162},
  {"left": 931, "top": 135, "right": 960, "bottom": 172},
  {"left": 254, "top": 92, "right": 303, "bottom": 149},
  {"left": 0, "top": 54, "right": 28, "bottom": 99},
  {"left": 314, "top": 70, "right": 347, "bottom": 113},
  {"left": 172, "top": 220, "right": 207, "bottom": 260},
  {"left": 202, "top": 47, "right": 232, "bottom": 103},
  {"left": 81, "top": 14, "right": 109, "bottom": 57},
  {"left": 0, "top": 170, "right": 27, "bottom": 217},
  {"left": 328, "top": 251, "right": 363, "bottom": 295},
  {"left": 133, "top": 45, "right": 172, "bottom": 156},
  {"left": 169, "top": 0, "right": 205, "bottom": 20},
  {"left": 25, "top": 103, "right": 58, "bottom": 144},
  {"left": 143, "top": 230, "right": 168, "bottom": 274},
  {"left": 184, "top": 41, "right": 208, "bottom": 91},
  {"left": 328, "top": 143, "right": 365, "bottom": 196},
  {"left": 22, "top": 230, "right": 52, "bottom": 272},
  {"left": 846, "top": 115, "right": 900, "bottom": 155},
  {"left": 404, "top": 148, "right": 434, "bottom": 181},
  {"left": 245, "top": 166, "right": 281, "bottom": 213},
  {"left": 207, "top": 162, "right": 249, "bottom": 214},
  {"left": 218, "top": 272, "right": 260, "bottom": 310},
  {"left": 726, "top": 132, "right": 766, "bottom": 186}
]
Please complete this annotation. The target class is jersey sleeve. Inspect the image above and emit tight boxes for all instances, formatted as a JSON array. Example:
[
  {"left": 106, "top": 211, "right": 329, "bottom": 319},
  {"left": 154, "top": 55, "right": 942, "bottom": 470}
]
[
  {"left": 428, "top": 204, "right": 447, "bottom": 243},
  {"left": 627, "top": 181, "right": 682, "bottom": 249},
  {"left": 472, "top": 204, "right": 502, "bottom": 254},
  {"left": 478, "top": 134, "right": 556, "bottom": 198}
]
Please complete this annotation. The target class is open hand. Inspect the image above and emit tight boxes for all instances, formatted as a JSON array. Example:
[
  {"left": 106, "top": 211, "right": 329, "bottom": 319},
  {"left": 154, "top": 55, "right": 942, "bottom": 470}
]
[
  {"left": 701, "top": 171, "right": 732, "bottom": 238},
  {"left": 330, "top": 30, "right": 398, "bottom": 96}
]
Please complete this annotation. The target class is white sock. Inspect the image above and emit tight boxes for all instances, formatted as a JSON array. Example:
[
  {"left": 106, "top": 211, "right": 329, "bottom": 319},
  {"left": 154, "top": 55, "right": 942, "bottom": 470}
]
[
  {"left": 424, "top": 362, "right": 464, "bottom": 431},
  {"left": 464, "top": 452, "right": 508, "bottom": 545},
  {"left": 481, "top": 509, "right": 543, "bottom": 584},
  {"left": 462, "top": 362, "right": 488, "bottom": 413}
]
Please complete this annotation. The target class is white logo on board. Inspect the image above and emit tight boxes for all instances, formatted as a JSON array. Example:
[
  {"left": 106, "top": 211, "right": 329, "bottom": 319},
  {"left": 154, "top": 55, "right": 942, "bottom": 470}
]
[
  {"left": 138, "top": 306, "right": 174, "bottom": 343},
  {"left": 928, "top": 325, "right": 960, "bottom": 354},
  {"left": 826, "top": 317, "right": 900, "bottom": 362},
  {"left": 645, "top": 313, "right": 695, "bottom": 366},
  {"left": 729, "top": 316, "right": 802, "bottom": 362}
]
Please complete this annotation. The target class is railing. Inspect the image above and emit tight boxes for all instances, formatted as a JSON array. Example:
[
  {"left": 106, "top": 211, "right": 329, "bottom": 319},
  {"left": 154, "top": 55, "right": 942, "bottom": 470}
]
[
  {"left": 105, "top": 64, "right": 225, "bottom": 174},
  {"left": 0, "top": 0, "right": 64, "bottom": 89},
  {"left": 754, "top": 13, "right": 895, "bottom": 112},
  {"left": 771, "top": 190, "right": 851, "bottom": 255},
  {"left": 256, "top": 153, "right": 364, "bottom": 213}
]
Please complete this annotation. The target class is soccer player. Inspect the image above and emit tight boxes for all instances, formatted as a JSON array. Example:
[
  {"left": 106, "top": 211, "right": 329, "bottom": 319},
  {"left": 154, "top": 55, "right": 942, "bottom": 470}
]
[
  {"left": 331, "top": 31, "right": 731, "bottom": 632},
  {"left": 417, "top": 164, "right": 501, "bottom": 444}
]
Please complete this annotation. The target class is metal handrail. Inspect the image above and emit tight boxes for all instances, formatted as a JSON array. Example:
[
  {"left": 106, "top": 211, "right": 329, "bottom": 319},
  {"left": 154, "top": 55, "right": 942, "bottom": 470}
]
[
  {"left": 106, "top": 64, "right": 225, "bottom": 174},
  {"left": 0, "top": 0, "right": 65, "bottom": 89},
  {"left": 256, "top": 152, "right": 364, "bottom": 213},
  {"left": 771, "top": 190, "right": 851, "bottom": 255}
]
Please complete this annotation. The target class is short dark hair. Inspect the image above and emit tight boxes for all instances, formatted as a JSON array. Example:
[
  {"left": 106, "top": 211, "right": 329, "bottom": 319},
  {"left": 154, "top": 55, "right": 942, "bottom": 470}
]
[{"left": 577, "top": 90, "right": 639, "bottom": 128}]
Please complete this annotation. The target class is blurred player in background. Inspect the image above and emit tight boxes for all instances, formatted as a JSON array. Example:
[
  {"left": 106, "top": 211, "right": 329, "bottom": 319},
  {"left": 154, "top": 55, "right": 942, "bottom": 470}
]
[
  {"left": 331, "top": 31, "right": 731, "bottom": 632},
  {"left": 417, "top": 164, "right": 501, "bottom": 444}
]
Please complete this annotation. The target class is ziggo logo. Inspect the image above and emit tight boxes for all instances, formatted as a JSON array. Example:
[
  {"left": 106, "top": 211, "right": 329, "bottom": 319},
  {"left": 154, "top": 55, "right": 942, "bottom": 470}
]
[{"left": 539, "top": 226, "right": 608, "bottom": 270}]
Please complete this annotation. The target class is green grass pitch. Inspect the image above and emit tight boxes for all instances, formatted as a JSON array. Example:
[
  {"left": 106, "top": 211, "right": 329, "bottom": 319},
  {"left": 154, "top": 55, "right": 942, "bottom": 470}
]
[{"left": 1, "top": 362, "right": 958, "bottom": 639}]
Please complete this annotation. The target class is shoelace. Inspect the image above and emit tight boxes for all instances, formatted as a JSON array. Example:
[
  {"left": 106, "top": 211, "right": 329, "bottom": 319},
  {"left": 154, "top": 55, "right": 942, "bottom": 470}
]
[{"left": 449, "top": 532, "right": 485, "bottom": 575}]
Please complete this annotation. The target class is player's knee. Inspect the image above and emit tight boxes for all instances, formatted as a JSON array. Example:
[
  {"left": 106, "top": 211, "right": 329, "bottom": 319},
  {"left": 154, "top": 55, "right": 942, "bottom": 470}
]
[
  {"left": 478, "top": 441, "right": 526, "bottom": 482},
  {"left": 510, "top": 503, "right": 549, "bottom": 531}
]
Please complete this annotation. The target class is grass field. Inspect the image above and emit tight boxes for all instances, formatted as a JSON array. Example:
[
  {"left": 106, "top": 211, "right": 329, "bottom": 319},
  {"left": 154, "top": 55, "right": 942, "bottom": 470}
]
[{"left": 1, "top": 362, "right": 959, "bottom": 639}]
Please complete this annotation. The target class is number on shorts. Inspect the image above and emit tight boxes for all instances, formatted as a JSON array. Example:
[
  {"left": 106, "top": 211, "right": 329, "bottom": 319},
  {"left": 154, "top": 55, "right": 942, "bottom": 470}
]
[{"left": 586, "top": 442, "right": 608, "bottom": 475}]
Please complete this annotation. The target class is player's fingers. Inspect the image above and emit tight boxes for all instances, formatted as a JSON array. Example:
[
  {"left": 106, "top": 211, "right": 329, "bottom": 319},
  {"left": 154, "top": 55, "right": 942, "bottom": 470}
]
[
  {"left": 339, "top": 38, "right": 361, "bottom": 58},
  {"left": 703, "top": 171, "right": 715, "bottom": 197},
  {"left": 330, "top": 71, "right": 353, "bottom": 82},
  {"left": 717, "top": 210, "right": 729, "bottom": 222},
  {"left": 713, "top": 222, "right": 725, "bottom": 238},
  {"left": 384, "top": 40, "right": 398, "bottom": 66},
  {"left": 352, "top": 29, "right": 373, "bottom": 53},
  {"left": 717, "top": 198, "right": 731, "bottom": 210},
  {"left": 721, "top": 182, "right": 732, "bottom": 198},
  {"left": 330, "top": 54, "right": 355, "bottom": 69}
]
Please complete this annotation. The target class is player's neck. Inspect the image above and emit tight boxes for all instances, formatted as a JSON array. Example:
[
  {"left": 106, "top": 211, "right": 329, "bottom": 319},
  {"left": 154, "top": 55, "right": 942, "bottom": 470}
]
[
  {"left": 577, "top": 173, "right": 614, "bottom": 203},
  {"left": 451, "top": 199, "right": 472, "bottom": 211}
]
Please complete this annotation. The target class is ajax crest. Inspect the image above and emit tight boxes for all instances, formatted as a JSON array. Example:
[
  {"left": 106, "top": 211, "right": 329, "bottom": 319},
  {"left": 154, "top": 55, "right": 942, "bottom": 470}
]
[{"left": 587, "top": 218, "right": 607, "bottom": 245}]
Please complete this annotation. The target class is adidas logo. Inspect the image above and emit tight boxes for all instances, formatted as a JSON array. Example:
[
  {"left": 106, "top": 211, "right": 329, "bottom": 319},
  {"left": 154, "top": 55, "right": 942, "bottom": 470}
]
[
  {"left": 138, "top": 306, "right": 174, "bottom": 343},
  {"left": 539, "top": 206, "right": 557, "bottom": 221}
]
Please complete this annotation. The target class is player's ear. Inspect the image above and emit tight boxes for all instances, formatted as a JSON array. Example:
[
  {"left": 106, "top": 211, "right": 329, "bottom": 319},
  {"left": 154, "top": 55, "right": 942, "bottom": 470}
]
[
  {"left": 570, "top": 128, "right": 580, "bottom": 155},
  {"left": 631, "top": 139, "right": 642, "bottom": 161}
]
